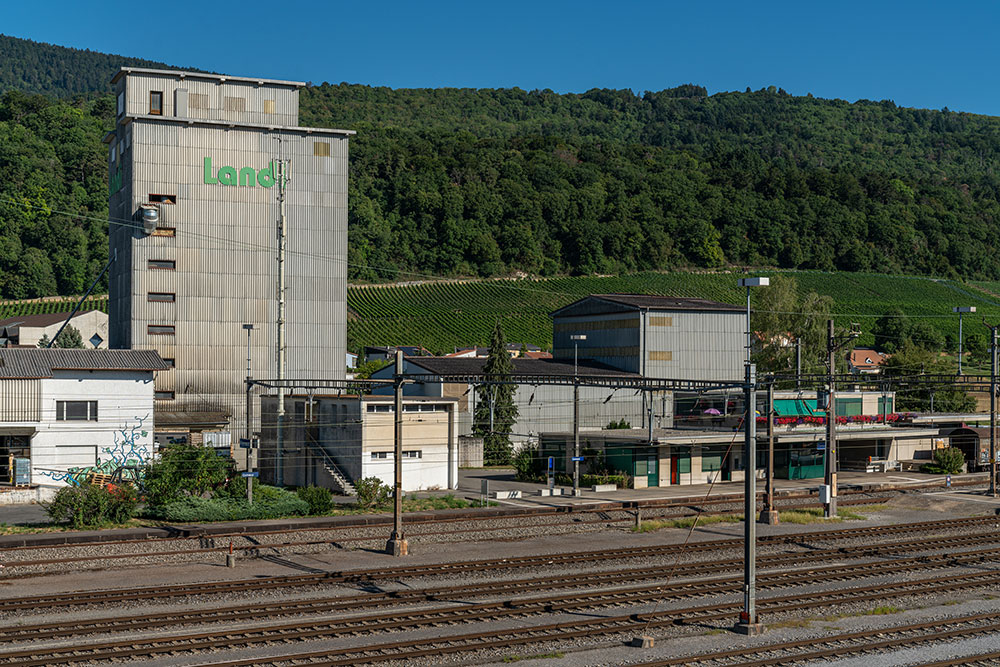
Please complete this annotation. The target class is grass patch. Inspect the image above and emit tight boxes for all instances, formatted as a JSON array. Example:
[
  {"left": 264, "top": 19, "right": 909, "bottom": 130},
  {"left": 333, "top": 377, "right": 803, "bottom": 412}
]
[
  {"left": 633, "top": 514, "right": 743, "bottom": 532},
  {"left": 502, "top": 651, "right": 564, "bottom": 663},
  {"left": 768, "top": 618, "right": 815, "bottom": 629},
  {"left": 864, "top": 605, "right": 903, "bottom": 615},
  {"left": 0, "top": 517, "right": 156, "bottom": 535},
  {"left": 778, "top": 506, "right": 876, "bottom": 524}
]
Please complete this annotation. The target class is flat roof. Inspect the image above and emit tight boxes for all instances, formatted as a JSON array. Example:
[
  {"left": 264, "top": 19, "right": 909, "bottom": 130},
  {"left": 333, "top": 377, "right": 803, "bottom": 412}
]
[{"left": 112, "top": 67, "right": 304, "bottom": 88}]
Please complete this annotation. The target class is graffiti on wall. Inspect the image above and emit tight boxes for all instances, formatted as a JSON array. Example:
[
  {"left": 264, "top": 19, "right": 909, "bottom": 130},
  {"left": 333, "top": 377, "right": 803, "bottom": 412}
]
[{"left": 41, "top": 414, "right": 150, "bottom": 486}]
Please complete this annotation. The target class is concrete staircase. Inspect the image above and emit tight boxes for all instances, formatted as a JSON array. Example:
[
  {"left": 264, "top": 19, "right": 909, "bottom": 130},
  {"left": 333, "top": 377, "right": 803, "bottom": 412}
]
[
  {"left": 320, "top": 459, "right": 356, "bottom": 496},
  {"left": 305, "top": 431, "right": 356, "bottom": 496}
]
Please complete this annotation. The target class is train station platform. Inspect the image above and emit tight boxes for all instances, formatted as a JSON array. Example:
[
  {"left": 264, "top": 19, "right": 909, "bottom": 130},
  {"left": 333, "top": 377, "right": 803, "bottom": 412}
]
[{"left": 456, "top": 467, "right": 988, "bottom": 508}]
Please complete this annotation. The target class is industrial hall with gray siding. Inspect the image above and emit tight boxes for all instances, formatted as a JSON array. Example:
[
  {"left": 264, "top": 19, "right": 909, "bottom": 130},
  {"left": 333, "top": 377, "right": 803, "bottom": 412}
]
[{"left": 106, "top": 68, "right": 351, "bottom": 453}]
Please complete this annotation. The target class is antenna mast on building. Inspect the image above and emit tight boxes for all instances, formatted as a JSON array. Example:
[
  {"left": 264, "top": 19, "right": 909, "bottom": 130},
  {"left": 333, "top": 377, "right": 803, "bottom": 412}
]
[{"left": 275, "top": 158, "right": 289, "bottom": 487}]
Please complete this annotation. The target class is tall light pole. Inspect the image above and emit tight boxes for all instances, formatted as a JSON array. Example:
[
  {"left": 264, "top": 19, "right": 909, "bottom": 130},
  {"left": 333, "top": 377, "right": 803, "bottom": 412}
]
[
  {"left": 735, "top": 278, "right": 767, "bottom": 636},
  {"left": 243, "top": 323, "right": 254, "bottom": 505},
  {"left": 954, "top": 307, "right": 976, "bottom": 375},
  {"left": 570, "top": 334, "right": 586, "bottom": 497},
  {"left": 738, "top": 278, "right": 770, "bottom": 363}
]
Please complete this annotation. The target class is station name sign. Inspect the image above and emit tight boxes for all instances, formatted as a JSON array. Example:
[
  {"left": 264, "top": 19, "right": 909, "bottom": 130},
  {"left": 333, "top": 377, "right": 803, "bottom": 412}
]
[{"left": 203, "top": 157, "right": 278, "bottom": 188}]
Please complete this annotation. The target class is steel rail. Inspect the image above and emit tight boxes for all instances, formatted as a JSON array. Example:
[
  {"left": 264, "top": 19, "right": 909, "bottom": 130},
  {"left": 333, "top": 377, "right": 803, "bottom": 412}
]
[
  {"left": 0, "top": 479, "right": 980, "bottom": 557},
  {"left": 6, "top": 536, "right": 1000, "bottom": 645},
  {"left": 0, "top": 496, "right": 882, "bottom": 568},
  {"left": 636, "top": 612, "right": 1000, "bottom": 666},
  {"left": 22, "top": 570, "right": 996, "bottom": 667},
  {"left": 2, "top": 513, "right": 996, "bottom": 611}
]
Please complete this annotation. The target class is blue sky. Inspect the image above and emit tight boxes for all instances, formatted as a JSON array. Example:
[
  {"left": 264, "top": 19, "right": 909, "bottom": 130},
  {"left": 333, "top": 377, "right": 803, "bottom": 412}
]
[{"left": 6, "top": 0, "right": 1000, "bottom": 115}]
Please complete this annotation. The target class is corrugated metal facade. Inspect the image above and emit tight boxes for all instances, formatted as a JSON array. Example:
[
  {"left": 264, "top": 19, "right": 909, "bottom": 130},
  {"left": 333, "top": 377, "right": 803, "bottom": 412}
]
[
  {"left": 108, "top": 69, "right": 349, "bottom": 447},
  {"left": 0, "top": 380, "right": 40, "bottom": 422},
  {"left": 552, "top": 301, "right": 743, "bottom": 382}
]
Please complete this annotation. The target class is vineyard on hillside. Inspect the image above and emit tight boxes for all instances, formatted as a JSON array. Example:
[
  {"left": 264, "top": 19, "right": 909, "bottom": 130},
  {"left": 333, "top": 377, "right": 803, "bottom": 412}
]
[
  {"left": 0, "top": 296, "right": 109, "bottom": 321},
  {"left": 2, "top": 273, "right": 997, "bottom": 356},
  {"left": 347, "top": 272, "right": 1000, "bottom": 355}
]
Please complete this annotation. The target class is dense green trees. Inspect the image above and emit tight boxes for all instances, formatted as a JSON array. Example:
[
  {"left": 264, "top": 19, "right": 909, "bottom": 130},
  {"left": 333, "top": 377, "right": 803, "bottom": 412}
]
[
  {"left": 9, "top": 35, "right": 1000, "bottom": 295},
  {"left": 0, "top": 90, "right": 110, "bottom": 299}
]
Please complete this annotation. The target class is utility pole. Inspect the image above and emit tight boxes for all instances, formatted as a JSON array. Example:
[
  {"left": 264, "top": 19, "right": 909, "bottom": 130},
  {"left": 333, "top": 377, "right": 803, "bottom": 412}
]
[
  {"left": 735, "top": 362, "right": 763, "bottom": 635},
  {"left": 573, "top": 378, "right": 581, "bottom": 497},
  {"left": 759, "top": 380, "right": 778, "bottom": 524},
  {"left": 387, "top": 350, "right": 408, "bottom": 555},
  {"left": 825, "top": 319, "right": 837, "bottom": 519},
  {"left": 243, "top": 323, "right": 254, "bottom": 505},
  {"left": 795, "top": 338, "right": 802, "bottom": 390},
  {"left": 570, "top": 334, "right": 586, "bottom": 497},
  {"left": 275, "top": 159, "right": 288, "bottom": 488},
  {"left": 954, "top": 307, "right": 975, "bottom": 375},
  {"left": 823, "top": 319, "right": 860, "bottom": 519},
  {"left": 987, "top": 320, "right": 998, "bottom": 498}
]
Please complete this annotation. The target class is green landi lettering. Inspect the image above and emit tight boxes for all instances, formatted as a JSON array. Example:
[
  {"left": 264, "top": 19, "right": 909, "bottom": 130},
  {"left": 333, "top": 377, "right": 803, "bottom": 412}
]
[{"left": 203, "top": 157, "right": 276, "bottom": 188}]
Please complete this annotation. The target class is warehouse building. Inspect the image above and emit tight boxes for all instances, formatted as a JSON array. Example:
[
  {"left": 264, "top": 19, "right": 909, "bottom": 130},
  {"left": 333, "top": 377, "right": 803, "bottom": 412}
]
[
  {"left": 106, "top": 68, "right": 351, "bottom": 457},
  {"left": 551, "top": 294, "right": 745, "bottom": 381}
]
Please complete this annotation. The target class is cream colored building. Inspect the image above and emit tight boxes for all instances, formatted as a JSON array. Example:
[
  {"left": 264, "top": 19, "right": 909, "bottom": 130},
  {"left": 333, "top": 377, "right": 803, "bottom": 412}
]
[{"left": 260, "top": 394, "right": 458, "bottom": 493}]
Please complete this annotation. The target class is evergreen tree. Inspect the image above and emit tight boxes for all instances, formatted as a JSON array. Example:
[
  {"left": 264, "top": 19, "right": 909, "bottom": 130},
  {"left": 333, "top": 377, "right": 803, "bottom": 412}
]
[
  {"left": 473, "top": 321, "right": 519, "bottom": 465},
  {"left": 38, "top": 324, "right": 84, "bottom": 348}
]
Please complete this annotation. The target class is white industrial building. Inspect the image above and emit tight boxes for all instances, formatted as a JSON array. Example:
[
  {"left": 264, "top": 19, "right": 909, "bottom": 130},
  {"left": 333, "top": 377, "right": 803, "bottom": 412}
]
[{"left": 0, "top": 348, "right": 165, "bottom": 495}]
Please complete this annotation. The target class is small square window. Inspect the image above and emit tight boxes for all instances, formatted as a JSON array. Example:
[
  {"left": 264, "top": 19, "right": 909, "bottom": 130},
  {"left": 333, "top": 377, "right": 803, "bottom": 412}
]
[
  {"left": 162, "top": 358, "right": 175, "bottom": 368},
  {"left": 150, "top": 91, "right": 163, "bottom": 115},
  {"left": 117, "top": 91, "right": 125, "bottom": 116},
  {"left": 314, "top": 142, "right": 331, "bottom": 157},
  {"left": 370, "top": 451, "right": 389, "bottom": 459},
  {"left": 148, "top": 292, "right": 175, "bottom": 302},
  {"left": 155, "top": 391, "right": 175, "bottom": 400},
  {"left": 149, "top": 194, "right": 176, "bottom": 204},
  {"left": 224, "top": 96, "right": 246, "bottom": 112},
  {"left": 148, "top": 325, "right": 175, "bottom": 335},
  {"left": 262, "top": 99, "right": 276, "bottom": 114},
  {"left": 151, "top": 227, "right": 176, "bottom": 238}
]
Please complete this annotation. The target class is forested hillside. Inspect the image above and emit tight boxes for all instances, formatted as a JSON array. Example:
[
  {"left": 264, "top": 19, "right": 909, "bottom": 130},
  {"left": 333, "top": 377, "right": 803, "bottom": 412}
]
[
  {"left": 0, "top": 34, "right": 176, "bottom": 98},
  {"left": 302, "top": 84, "right": 1000, "bottom": 282},
  {"left": 4, "top": 35, "right": 1000, "bottom": 299}
]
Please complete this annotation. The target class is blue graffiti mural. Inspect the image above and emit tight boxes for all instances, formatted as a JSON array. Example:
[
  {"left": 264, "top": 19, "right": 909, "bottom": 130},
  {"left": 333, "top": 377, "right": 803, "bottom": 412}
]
[{"left": 41, "top": 414, "right": 150, "bottom": 486}]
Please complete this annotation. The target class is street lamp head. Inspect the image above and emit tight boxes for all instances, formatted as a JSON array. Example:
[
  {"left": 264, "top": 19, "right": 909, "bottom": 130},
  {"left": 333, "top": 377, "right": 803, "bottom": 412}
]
[
  {"left": 570, "top": 334, "right": 587, "bottom": 341},
  {"left": 738, "top": 277, "right": 770, "bottom": 287},
  {"left": 953, "top": 307, "right": 976, "bottom": 313}
]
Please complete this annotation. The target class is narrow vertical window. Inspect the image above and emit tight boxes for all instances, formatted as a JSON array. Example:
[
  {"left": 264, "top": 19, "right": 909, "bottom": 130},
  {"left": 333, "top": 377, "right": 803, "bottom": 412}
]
[{"left": 150, "top": 91, "right": 163, "bottom": 115}]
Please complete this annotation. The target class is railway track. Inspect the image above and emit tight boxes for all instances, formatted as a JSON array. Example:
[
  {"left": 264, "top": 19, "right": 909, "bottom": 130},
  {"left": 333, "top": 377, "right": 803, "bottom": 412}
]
[
  {"left": 6, "top": 535, "right": 1000, "bottom": 645},
  {"left": 6, "top": 568, "right": 999, "bottom": 666},
  {"left": 637, "top": 612, "right": 1000, "bottom": 666},
  {"left": 0, "top": 478, "right": 976, "bottom": 557},
  {"left": 0, "top": 499, "right": 985, "bottom": 575},
  {"left": 2, "top": 513, "right": 996, "bottom": 612}
]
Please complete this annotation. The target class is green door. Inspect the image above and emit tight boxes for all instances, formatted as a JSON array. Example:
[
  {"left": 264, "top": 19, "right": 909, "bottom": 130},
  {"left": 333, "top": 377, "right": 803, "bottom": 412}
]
[{"left": 634, "top": 453, "right": 658, "bottom": 487}]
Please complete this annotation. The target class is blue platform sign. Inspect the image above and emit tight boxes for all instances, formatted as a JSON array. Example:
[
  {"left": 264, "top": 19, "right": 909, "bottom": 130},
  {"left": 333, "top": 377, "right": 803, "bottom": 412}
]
[
  {"left": 816, "top": 441, "right": 826, "bottom": 451},
  {"left": 571, "top": 456, "right": 585, "bottom": 462},
  {"left": 239, "top": 438, "right": 251, "bottom": 449},
  {"left": 241, "top": 471, "right": 259, "bottom": 478},
  {"left": 547, "top": 456, "right": 554, "bottom": 470}
]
